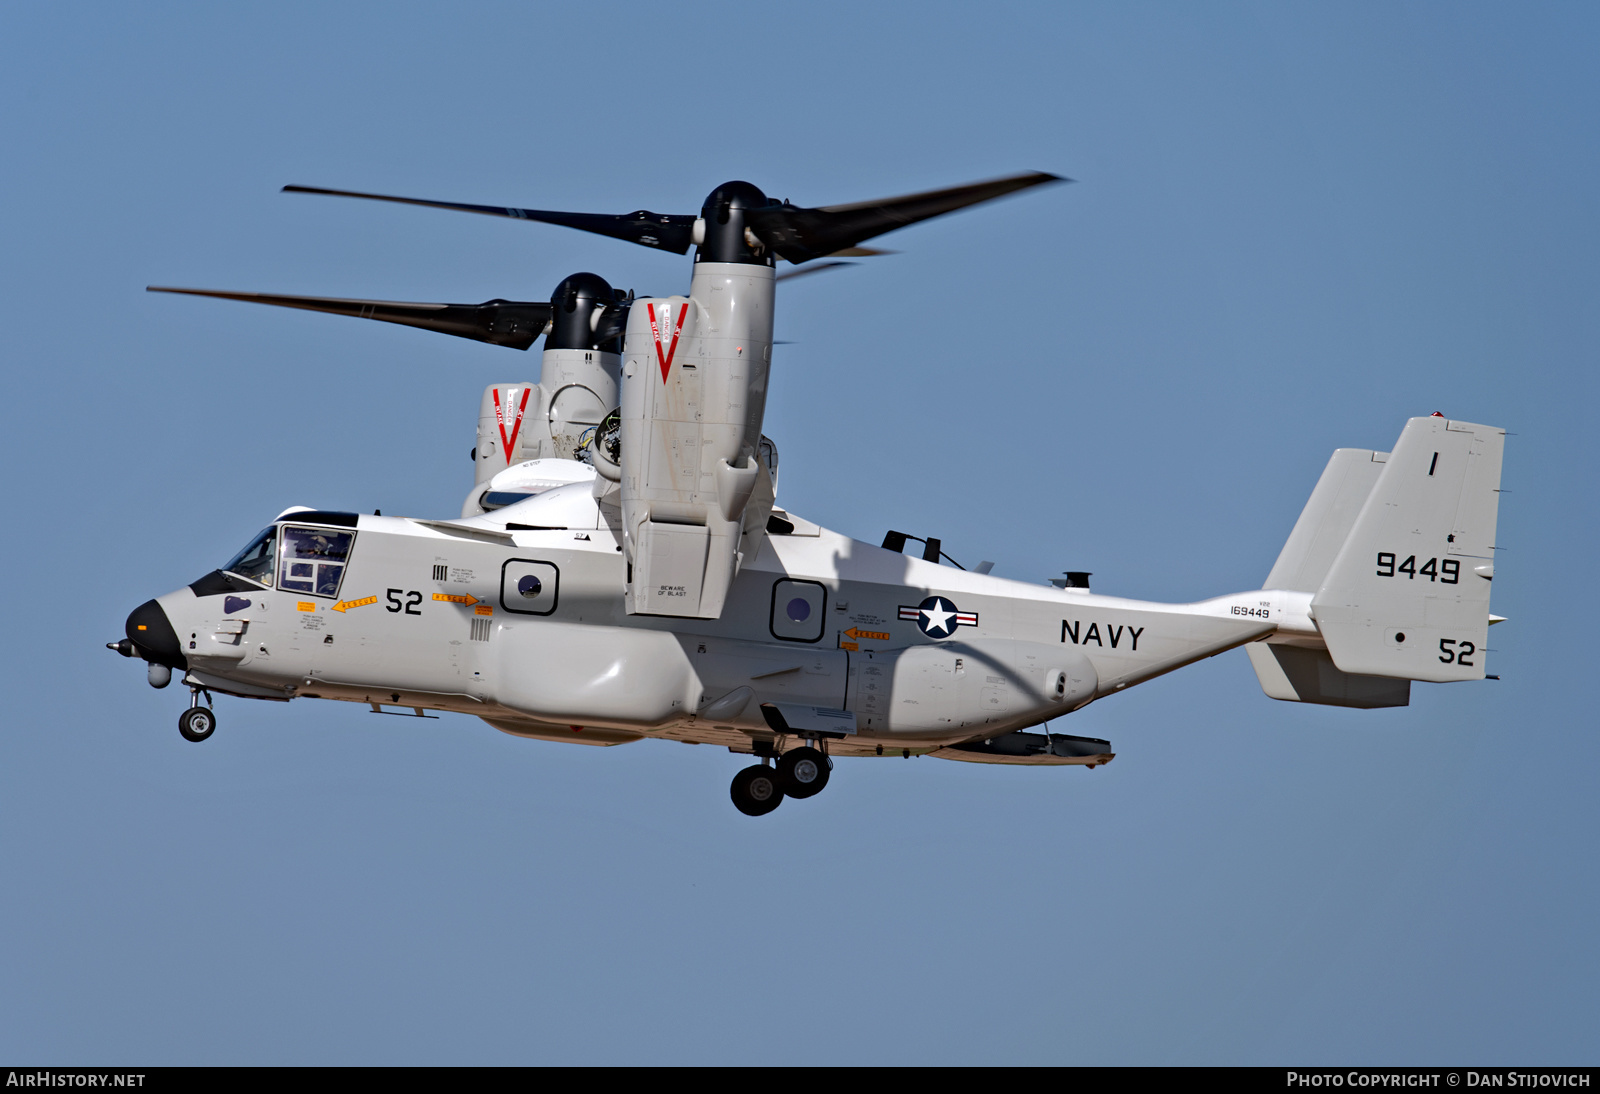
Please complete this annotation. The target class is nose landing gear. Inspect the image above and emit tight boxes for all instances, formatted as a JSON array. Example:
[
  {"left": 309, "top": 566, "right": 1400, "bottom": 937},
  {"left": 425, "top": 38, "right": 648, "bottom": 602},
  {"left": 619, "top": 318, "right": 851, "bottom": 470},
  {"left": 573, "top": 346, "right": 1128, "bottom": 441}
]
[
  {"left": 729, "top": 740, "right": 835, "bottom": 815},
  {"left": 178, "top": 685, "right": 216, "bottom": 743}
]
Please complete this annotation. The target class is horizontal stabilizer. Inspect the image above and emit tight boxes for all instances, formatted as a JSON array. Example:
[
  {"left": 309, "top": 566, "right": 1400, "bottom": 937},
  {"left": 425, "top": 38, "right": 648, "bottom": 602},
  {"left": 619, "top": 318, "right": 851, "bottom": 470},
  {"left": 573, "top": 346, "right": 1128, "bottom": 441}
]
[{"left": 1245, "top": 643, "right": 1410, "bottom": 708}]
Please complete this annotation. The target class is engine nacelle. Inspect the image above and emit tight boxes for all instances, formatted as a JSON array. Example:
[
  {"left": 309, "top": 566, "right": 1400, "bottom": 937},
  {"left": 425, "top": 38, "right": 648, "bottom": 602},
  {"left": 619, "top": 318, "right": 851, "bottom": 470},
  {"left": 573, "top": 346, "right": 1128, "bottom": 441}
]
[
  {"left": 618, "top": 260, "right": 775, "bottom": 619},
  {"left": 472, "top": 355, "right": 619, "bottom": 482},
  {"left": 466, "top": 274, "right": 624, "bottom": 511}
]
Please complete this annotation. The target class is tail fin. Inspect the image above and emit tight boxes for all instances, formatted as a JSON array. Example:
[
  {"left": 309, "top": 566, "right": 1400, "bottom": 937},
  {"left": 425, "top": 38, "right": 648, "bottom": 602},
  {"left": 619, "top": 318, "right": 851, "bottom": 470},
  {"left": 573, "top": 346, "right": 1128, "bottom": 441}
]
[
  {"left": 1248, "top": 446, "right": 1411, "bottom": 707},
  {"left": 1310, "top": 416, "right": 1505, "bottom": 682},
  {"left": 1263, "top": 447, "right": 1388, "bottom": 594}
]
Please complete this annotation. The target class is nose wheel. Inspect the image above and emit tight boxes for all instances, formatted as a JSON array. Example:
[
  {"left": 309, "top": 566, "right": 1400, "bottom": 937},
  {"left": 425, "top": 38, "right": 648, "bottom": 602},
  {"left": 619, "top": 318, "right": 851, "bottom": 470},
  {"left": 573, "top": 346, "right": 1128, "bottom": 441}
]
[
  {"left": 178, "top": 684, "right": 216, "bottom": 743},
  {"left": 178, "top": 706, "right": 216, "bottom": 742}
]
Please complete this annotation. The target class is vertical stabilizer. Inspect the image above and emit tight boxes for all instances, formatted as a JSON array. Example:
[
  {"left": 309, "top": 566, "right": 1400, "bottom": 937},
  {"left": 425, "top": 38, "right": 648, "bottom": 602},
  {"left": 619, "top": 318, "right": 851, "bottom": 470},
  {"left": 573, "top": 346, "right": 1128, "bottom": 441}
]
[
  {"left": 1310, "top": 416, "right": 1504, "bottom": 682},
  {"left": 1249, "top": 446, "right": 1412, "bottom": 708},
  {"left": 1265, "top": 448, "right": 1388, "bottom": 593}
]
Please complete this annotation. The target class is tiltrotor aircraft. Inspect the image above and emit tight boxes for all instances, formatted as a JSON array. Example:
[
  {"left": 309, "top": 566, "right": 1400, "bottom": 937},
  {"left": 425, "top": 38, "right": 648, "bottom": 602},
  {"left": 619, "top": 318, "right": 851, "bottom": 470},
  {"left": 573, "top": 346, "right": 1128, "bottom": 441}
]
[{"left": 113, "top": 173, "right": 1508, "bottom": 815}]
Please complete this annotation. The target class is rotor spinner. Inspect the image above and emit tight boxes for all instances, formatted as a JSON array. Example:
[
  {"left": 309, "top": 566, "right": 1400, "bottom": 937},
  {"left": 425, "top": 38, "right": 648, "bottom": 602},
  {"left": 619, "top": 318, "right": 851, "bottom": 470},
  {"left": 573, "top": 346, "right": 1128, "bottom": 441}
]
[{"left": 696, "top": 181, "right": 777, "bottom": 266}]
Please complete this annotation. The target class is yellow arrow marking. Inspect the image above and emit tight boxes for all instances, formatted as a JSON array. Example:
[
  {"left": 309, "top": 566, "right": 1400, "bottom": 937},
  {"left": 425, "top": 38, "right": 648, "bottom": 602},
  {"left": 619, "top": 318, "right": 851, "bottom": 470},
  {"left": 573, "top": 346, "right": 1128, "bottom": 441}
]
[
  {"left": 433, "top": 593, "right": 480, "bottom": 606},
  {"left": 332, "top": 595, "right": 379, "bottom": 613},
  {"left": 844, "top": 627, "right": 890, "bottom": 641}
]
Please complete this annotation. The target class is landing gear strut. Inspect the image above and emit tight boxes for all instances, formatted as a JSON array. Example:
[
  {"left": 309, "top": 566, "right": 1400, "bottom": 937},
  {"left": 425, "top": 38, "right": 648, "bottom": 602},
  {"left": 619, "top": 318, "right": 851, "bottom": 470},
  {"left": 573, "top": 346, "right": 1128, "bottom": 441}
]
[{"left": 178, "top": 685, "right": 216, "bottom": 743}]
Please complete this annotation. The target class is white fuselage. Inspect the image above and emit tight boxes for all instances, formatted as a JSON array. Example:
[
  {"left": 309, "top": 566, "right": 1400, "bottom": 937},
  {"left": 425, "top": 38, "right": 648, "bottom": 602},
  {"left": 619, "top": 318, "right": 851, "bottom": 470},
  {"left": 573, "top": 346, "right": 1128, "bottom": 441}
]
[{"left": 158, "top": 482, "right": 1281, "bottom": 757}]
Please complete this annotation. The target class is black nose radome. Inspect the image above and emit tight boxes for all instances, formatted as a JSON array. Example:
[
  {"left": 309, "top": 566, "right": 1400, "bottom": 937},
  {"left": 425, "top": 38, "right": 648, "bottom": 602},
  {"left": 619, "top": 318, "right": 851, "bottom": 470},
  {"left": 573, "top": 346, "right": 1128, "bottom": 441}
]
[{"left": 125, "top": 599, "right": 185, "bottom": 669}]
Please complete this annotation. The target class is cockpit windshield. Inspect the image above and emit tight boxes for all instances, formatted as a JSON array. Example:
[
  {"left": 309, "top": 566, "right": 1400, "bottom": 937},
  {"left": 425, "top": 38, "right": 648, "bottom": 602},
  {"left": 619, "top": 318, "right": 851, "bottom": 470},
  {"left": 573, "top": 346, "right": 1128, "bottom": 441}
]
[
  {"left": 278, "top": 525, "right": 355, "bottom": 598},
  {"left": 223, "top": 527, "right": 277, "bottom": 586}
]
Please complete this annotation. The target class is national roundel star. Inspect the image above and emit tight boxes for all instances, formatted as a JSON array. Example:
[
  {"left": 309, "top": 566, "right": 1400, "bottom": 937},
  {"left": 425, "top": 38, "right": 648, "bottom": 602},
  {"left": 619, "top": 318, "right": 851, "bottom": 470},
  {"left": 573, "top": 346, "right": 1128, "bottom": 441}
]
[{"left": 917, "top": 596, "right": 960, "bottom": 639}]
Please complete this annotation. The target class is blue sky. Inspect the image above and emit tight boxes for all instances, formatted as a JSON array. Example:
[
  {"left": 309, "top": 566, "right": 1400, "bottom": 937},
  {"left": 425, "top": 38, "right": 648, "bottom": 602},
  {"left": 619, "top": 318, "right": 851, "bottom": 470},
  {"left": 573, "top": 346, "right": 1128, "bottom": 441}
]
[{"left": 2, "top": 1, "right": 1596, "bottom": 1064}]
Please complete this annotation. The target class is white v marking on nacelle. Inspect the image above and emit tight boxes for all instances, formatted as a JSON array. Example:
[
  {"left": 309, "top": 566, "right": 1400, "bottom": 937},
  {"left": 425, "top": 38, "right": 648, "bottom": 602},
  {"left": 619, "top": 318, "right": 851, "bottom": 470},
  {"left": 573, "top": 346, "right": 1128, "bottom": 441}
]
[
  {"left": 648, "top": 302, "right": 688, "bottom": 381},
  {"left": 493, "top": 386, "right": 531, "bottom": 466}
]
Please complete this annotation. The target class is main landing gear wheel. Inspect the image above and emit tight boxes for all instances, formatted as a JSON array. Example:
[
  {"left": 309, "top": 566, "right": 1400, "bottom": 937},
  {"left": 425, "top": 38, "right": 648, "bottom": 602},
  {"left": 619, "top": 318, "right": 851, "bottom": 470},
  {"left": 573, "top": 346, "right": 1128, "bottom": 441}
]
[
  {"left": 178, "top": 706, "right": 216, "bottom": 743},
  {"left": 776, "top": 746, "right": 831, "bottom": 799},
  {"left": 731, "top": 764, "right": 784, "bottom": 816}
]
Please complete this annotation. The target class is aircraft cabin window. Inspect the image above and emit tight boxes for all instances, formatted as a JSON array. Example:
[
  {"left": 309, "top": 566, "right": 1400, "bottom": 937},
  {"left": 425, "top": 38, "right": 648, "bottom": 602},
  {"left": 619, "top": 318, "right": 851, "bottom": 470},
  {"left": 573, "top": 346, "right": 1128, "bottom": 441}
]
[
  {"left": 279, "top": 525, "right": 355, "bottom": 598},
  {"left": 500, "top": 559, "right": 560, "bottom": 615},
  {"left": 223, "top": 527, "right": 277, "bottom": 587},
  {"left": 770, "top": 579, "right": 827, "bottom": 642}
]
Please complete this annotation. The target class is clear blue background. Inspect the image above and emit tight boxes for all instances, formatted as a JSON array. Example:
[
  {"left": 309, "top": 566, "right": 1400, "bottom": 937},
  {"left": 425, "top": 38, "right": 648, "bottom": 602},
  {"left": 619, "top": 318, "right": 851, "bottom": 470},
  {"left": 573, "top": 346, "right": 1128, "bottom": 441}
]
[{"left": 2, "top": 1, "right": 1595, "bottom": 1065}]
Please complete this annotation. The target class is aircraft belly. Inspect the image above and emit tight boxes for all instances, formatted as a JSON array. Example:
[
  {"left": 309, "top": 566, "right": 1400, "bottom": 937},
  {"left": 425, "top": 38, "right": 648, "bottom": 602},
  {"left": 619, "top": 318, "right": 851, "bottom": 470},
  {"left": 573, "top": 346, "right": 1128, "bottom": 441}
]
[{"left": 480, "top": 714, "right": 645, "bottom": 747}]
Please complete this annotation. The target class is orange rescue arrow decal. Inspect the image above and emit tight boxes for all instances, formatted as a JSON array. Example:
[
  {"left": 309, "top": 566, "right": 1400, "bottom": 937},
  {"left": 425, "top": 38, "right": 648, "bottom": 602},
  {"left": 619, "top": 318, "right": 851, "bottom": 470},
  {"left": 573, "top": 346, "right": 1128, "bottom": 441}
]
[{"left": 433, "top": 593, "right": 480, "bottom": 606}]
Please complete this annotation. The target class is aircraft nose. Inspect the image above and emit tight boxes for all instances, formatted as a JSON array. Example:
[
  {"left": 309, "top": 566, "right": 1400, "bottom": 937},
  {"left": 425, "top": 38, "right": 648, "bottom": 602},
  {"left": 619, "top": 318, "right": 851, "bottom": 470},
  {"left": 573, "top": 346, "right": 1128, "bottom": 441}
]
[{"left": 125, "top": 599, "right": 186, "bottom": 668}]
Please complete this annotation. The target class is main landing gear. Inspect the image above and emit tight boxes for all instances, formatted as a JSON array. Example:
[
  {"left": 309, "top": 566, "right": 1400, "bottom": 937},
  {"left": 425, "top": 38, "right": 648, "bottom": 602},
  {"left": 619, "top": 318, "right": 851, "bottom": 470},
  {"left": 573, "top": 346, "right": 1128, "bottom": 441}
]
[
  {"left": 729, "top": 743, "right": 833, "bottom": 816},
  {"left": 178, "top": 684, "right": 216, "bottom": 743},
  {"left": 730, "top": 765, "right": 783, "bottom": 816},
  {"left": 776, "top": 746, "right": 830, "bottom": 798}
]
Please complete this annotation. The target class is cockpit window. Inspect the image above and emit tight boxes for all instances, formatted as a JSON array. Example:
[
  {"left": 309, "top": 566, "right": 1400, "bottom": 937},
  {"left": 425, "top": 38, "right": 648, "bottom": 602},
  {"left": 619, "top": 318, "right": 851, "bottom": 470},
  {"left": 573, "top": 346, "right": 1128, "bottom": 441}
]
[
  {"left": 279, "top": 525, "right": 355, "bottom": 598},
  {"left": 223, "top": 527, "right": 277, "bottom": 587}
]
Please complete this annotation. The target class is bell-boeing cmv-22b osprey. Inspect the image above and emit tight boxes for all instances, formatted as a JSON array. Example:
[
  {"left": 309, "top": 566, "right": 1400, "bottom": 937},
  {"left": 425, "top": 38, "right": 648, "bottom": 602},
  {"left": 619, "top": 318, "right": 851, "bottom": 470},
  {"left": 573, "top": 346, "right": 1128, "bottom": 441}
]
[{"left": 116, "top": 172, "right": 1507, "bottom": 815}]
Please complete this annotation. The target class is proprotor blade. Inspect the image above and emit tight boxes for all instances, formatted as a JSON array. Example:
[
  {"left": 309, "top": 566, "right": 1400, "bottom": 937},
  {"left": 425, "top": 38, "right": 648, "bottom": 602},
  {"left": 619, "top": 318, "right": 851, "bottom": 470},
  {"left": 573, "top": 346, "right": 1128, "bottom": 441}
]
[
  {"left": 282, "top": 185, "right": 699, "bottom": 254},
  {"left": 147, "top": 287, "right": 553, "bottom": 350},
  {"left": 773, "top": 260, "right": 858, "bottom": 284},
  {"left": 746, "top": 170, "right": 1066, "bottom": 264}
]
